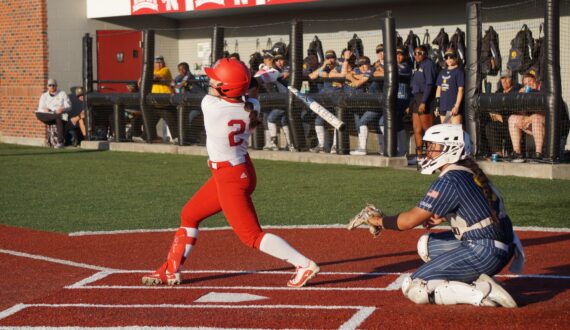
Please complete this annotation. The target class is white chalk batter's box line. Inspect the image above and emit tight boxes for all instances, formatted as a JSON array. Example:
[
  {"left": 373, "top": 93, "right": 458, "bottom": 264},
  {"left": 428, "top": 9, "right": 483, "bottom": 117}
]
[
  {"left": 67, "top": 270, "right": 409, "bottom": 291},
  {"left": 0, "top": 303, "right": 376, "bottom": 330},
  {"left": 68, "top": 224, "right": 570, "bottom": 236}
]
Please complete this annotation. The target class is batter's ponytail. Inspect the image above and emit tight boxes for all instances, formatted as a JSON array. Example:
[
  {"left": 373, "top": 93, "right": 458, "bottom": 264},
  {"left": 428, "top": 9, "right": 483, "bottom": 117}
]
[
  {"left": 457, "top": 157, "right": 501, "bottom": 227},
  {"left": 244, "top": 101, "right": 261, "bottom": 129}
]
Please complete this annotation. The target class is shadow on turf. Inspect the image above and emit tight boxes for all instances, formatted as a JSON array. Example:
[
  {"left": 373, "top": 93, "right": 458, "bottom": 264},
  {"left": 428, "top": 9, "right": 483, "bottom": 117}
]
[
  {"left": 505, "top": 264, "right": 570, "bottom": 306},
  {"left": 521, "top": 233, "right": 570, "bottom": 248}
]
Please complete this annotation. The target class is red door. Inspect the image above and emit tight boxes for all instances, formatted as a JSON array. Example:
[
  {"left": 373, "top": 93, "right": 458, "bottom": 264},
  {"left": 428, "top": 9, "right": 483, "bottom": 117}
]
[{"left": 96, "top": 30, "right": 142, "bottom": 93}]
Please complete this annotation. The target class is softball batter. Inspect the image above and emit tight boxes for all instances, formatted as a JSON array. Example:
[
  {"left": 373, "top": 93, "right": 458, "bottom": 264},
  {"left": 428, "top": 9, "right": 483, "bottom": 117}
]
[
  {"left": 348, "top": 124, "right": 524, "bottom": 307},
  {"left": 142, "top": 58, "right": 319, "bottom": 287}
]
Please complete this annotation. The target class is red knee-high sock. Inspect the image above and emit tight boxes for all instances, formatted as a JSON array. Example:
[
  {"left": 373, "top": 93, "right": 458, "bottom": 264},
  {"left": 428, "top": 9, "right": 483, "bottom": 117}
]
[{"left": 166, "top": 227, "right": 198, "bottom": 274}]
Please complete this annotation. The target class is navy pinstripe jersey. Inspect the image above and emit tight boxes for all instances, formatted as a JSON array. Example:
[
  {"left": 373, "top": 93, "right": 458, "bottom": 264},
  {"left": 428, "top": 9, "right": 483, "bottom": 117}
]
[{"left": 418, "top": 168, "right": 514, "bottom": 244}]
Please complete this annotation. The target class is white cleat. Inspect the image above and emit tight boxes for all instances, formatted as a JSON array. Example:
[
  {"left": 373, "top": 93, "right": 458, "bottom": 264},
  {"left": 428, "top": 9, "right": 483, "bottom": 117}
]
[{"left": 287, "top": 260, "right": 320, "bottom": 288}]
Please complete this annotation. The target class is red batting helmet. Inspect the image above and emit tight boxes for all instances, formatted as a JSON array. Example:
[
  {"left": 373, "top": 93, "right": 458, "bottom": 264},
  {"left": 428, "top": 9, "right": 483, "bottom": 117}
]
[{"left": 205, "top": 58, "right": 251, "bottom": 98}]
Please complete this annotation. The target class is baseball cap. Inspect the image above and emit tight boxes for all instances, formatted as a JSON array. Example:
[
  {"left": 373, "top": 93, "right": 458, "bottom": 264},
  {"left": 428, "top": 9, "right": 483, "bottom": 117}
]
[
  {"left": 357, "top": 56, "right": 371, "bottom": 66},
  {"left": 75, "top": 87, "right": 85, "bottom": 97},
  {"left": 325, "top": 50, "right": 337, "bottom": 59},
  {"left": 47, "top": 79, "right": 57, "bottom": 86},
  {"left": 500, "top": 69, "right": 513, "bottom": 78},
  {"left": 376, "top": 44, "right": 384, "bottom": 53},
  {"left": 396, "top": 46, "right": 405, "bottom": 54},
  {"left": 444, "top": 48, "right": 457, "bottom": 58},
  {"left": 154, "top": 55, "right": 164, "bottom": 62},
  {"left": 273, "top": 54, "right": 285, "bottom": 61}
]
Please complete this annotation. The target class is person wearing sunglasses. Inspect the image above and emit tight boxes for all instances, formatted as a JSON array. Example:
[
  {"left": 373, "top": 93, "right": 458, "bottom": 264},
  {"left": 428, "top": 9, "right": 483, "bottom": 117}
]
[
  {"left": 36, "top": 79, "right": 72, "bottom": 148},
  {"left": 435, "top": 48, "right": 465, "bottom": 125},
  {"left": 409, "top": 45, "right": 437, "bottom": 164}
]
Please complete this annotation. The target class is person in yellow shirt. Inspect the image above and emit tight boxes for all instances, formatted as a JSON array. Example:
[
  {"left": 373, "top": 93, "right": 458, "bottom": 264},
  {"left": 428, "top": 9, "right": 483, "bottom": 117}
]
[{"left": 152, "top": 56, "right": 173, "bottom": 94}]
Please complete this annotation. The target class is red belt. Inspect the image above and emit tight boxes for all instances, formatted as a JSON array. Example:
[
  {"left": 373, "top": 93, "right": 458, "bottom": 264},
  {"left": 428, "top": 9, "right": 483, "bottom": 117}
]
[{"left": 208, "top": 155, "right": 249, "bottom": 170}]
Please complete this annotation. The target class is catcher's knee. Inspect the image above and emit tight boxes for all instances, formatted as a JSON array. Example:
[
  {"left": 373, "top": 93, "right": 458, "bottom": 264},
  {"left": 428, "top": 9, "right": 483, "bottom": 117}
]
[
  {"left": 417, "top": 233, "right": 431, "bottom": 263},
  {"left": 401, "top": 276, "right": 431, "bottom": 305}
]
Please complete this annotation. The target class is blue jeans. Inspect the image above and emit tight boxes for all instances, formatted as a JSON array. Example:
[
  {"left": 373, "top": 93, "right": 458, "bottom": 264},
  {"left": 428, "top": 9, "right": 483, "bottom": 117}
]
[{"left": 267, "top": 108, "right": 288, "bottom": 126}]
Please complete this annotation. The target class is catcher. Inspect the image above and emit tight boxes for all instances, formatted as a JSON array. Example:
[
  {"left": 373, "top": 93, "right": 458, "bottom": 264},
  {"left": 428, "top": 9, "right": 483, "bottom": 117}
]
[{"left": 348, "top": 124, "right": 525, "bottom": 308}]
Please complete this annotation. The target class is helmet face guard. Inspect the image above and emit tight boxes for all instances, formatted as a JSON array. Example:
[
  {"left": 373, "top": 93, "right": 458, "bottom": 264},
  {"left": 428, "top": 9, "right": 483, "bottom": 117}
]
[
  {"left": 418, "top": 124, "right": 466, "bottom": 175},
  {"left": 205, "top": 58, "right": 251, "bottom": 98}
]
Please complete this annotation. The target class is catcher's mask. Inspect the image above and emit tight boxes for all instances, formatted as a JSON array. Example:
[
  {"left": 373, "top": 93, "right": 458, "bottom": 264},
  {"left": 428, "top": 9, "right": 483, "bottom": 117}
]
[
  {"left": 205, "top": 58, "right": 251, "bottom": 98},
  {"left": 418, "top": 124, "right": 466, "bottom": 175}
]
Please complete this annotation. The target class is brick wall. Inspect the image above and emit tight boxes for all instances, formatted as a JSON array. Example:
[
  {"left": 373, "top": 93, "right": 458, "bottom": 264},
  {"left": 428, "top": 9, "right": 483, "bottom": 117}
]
[{"left": 0, "top": 0, "right": 48, "bottom": 142}]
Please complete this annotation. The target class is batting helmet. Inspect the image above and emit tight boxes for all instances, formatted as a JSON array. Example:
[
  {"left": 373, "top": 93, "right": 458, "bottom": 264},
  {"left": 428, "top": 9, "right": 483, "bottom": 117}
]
[{"left": 205, "top": 58, "right": 251, "bottom": 98}]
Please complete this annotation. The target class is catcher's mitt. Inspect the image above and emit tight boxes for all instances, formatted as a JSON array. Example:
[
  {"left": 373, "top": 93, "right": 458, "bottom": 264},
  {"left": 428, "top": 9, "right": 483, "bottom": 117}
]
[{"left": 347, "top": 203, "right": 383, "bottom": 237}]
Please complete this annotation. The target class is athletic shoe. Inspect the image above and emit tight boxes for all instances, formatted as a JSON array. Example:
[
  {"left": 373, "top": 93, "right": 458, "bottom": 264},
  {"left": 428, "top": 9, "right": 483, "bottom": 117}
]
[
  {"left": 309, "top": 146, "right": 324, "bottom": 153},
  {"left": 478, "top": 274, "right": 517, "bottom": 308},
  {"left": 350, "top": 149, "right": 367, "bottom": 156},
  {"left": 510, "top": 153, "right": 525, "bottom": 163},
  {"left": 288, "top": 144, "right": 298, "bottom": 152},
  {"left": 287, "top": 260, "right": 320, "bottom": 287},
  {"left": 54, "top": 143, "right": 64, "bottom": 149},
  {"left": 330, "top": 147, "right": 337, "bottom": 154},
  {"left": 142, "top": 263, "right": 181, "bottom": 286}
]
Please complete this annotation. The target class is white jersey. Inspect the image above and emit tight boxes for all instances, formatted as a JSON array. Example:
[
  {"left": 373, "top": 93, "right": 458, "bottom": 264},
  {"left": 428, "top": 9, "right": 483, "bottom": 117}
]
[{"left": 202, "top": 94, "right": 260, "bottom": 162}]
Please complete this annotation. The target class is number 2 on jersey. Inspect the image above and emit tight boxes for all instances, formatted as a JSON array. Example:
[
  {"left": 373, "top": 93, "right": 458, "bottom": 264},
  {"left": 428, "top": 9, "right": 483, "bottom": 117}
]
[{"left": 228, "top": 119, "right": 246, "bottom": 146}]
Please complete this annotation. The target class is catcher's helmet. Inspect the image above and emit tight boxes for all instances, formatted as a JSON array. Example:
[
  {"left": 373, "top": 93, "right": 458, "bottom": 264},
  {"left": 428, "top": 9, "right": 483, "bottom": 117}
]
[
  {"left": 205, "top": 58, "right": 251, "bottom": 98},
  {"left": 418, "top": 124, "right": 467, "bottom": 175}
]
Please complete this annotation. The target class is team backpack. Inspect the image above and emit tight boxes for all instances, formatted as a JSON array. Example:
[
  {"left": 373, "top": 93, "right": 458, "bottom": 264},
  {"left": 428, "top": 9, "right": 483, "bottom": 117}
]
[
  {"left": 396, "top": 32, "right": 404, "bottom": 48},
  {"left": 450, "top": 28, "right": 466, "bottom": 66},
  {"left": 347, "top": 33, "right": 364, "bottom": 59},
  {"left": 507, "top": 24, "right": 534, "bottom": 73},
  {"left": 403, "top": 30, "right": 421, "bottom": 66},
  {"left": 481, "top": 26, "right": 501, "bottom": 76},
  {"left": 308, "top": 35, "right": 325, "bottom": 64},
  {"left": 432, "top": 28, "right": 449, "bottom": 70},
  {"left": 530, "top": 23, "right": 545, "bottom": 81}
]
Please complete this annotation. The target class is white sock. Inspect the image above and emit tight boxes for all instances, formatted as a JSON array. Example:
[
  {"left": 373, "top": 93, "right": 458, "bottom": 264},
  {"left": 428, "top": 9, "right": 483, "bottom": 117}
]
[
  {"left": 332, "top": 130, "right": 337, "bottom": 148},
  {"left": 182, "top": 227, "right": 199, "bottom": 258},
  {"left": 268, "top": 122, "right": 278, "bottom": 140},
  {"left": 264, "top": 130, "right": 271, "bottom": 147},
  {"left": 358, "top": 126, "right": 368, "bottom": 150},
  {"left": 282, "top": 125, "right": 292, "bottom": 145},
  {"left": 259, "top": 233, "right": 310, "bottom": 268},
  {"left": 315, "top": 125, "right": 325, "bottom": 147}
]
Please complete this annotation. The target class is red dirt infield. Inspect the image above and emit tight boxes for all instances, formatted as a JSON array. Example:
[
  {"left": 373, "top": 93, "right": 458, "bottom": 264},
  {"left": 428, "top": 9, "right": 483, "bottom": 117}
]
[{"left": 1, "top": 225, "right": 569, "bottom": 329}]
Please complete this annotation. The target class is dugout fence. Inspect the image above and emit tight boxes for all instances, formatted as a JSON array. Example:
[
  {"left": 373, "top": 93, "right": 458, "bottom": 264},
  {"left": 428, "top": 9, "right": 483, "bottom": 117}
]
[{"left": 81, "top": 0, "right": 569, "bottom": 162}]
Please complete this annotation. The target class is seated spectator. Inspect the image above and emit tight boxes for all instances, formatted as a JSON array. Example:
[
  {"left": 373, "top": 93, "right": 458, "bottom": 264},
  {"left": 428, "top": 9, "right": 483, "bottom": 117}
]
[
  {"left": 508, "top": 73, "right": 545, "bottom": 162},
  {"left": 369, "top": 44, "right": 384, "bottom": 93},
  {"left": 482, "top": 70, "right": 516, "bottom": 158},
  {"left": 125, "top": 82, "right": 144, "bottom": 141},
  {"left": 308, "top": 50, "right": 343, "bottom": 153},
  {"left": 35, "top": 79, "right": 71, "bottom": 148},
  {"left": 265, "top": 54, "right": 295, "bottom": 151},
  {"left": 69, "top": 87, "right": 86, "bottom": 145},
  {"left": 435, "top": 48, "right": 464, "bottom": 125},
  {"left": 348, "top": 56, "right": 381, "bottom": 156}
]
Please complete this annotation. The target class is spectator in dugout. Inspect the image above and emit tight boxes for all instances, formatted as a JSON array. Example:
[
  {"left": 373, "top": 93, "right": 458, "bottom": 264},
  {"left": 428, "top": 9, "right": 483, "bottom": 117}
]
[
  {"left": 435, "top": 48, "right": 465, "bottom": 125},
  {"left": 370, "top": 43, "right": 384, "bottom": 94},
  {"left": 173, "top": 62, "right": 203, "bottom": 145},
  {"left": 265, "top": 54, "right": 296, "bottom": 152},
  {"left": 35, "top": 79, "right": 72, "bottom": 148},
  {"left": 348, "top": 56, "right": 384, "bottom": 156},
  {"left": 481, "top": 70, "right": 518, "bottom": 159},
  {"left": 152, "top": 55, "right": 178, "bottom": 143},
  {"left": 68, "top": 87, "right": 87, "bottom": 145},
  {"left": 394, "top": 45, "right": 413, "bottom": 156},
  {"left": 508, "top": 73, "right": 545, "bottom": 162},
  {"left": 307, "top": 49, "right": 343, "bottom": 153},
  {"left": 409, "top": 45, "right": 437, "bottom": 164}
]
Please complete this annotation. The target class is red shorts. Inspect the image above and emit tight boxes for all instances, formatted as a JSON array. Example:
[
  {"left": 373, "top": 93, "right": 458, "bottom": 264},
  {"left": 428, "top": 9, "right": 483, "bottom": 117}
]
[{"left": 180, "top": 156, "right": 264, "bottom": 248}]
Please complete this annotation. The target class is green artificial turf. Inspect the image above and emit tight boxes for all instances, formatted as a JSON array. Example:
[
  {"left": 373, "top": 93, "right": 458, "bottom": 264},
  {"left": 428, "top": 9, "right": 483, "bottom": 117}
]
[{"left": 1, "top": 143, "right": 569, "bottom": 233}]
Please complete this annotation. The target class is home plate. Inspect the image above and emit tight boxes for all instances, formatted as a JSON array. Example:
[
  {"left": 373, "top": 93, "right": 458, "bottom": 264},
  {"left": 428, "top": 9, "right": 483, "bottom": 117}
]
[{"left": 194, "top": 292, "right": 269, "bottom": 303}]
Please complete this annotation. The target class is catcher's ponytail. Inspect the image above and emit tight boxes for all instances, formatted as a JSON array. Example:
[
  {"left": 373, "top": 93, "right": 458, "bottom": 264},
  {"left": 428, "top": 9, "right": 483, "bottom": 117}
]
[{"left": 457, "top": 157, "right": 501, "bottom": 227}]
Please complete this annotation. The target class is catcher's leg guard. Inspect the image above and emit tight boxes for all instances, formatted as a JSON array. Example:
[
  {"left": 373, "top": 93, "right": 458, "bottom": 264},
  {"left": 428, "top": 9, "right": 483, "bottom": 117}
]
[
  {"left": 166, "top": 227, "right": 198, "bottom": 275},
  {"left": 433, "top": 281, "right": 487, "bottom": 306},
  {"left": 417, "top": 233, "right": 431, "bottom": 263}
]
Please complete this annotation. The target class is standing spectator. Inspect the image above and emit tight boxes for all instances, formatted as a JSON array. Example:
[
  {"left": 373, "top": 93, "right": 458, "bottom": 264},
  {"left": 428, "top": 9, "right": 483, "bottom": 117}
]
[
  {"left": 35, "top": 79, "right": 71, "bottom": 148},
  {"left": 508, "top": 73, "right": 545, "bottom": 162},
  {"left": 394, "top": 46, "right": 413, "bottom": 156},
  {"left": 370, "top": 43, "right": 384, "bottom": 94},
  {"left": 409, "top": 45, "right": 437, "bottom": 164},
  {"left": 435, "top": 48, "right": 464, "bottom": 124},
  {"left": 152, "top": 55, "right": 178, "bottom": 143},
  {"left": 172, "top": 62, "right": 195, "bottom": 94},
  {"left": 481, "top": 70, "right": 516, "bottom": 158}
]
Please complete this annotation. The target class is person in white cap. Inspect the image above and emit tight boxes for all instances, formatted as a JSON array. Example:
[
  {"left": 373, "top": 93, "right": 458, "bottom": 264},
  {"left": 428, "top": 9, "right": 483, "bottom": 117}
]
[{"left": 35, "top": 79, "right": 71, "bottom": 148}]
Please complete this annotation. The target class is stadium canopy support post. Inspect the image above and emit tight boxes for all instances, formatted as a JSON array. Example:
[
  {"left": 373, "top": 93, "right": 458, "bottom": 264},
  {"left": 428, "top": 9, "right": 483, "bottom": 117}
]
[
  {"left": 465, "top": 1, "right": 481, "bottom": 156},
  {"left": 544, "top": 0, "right": 561, "bottom": 160},
  {"left": 287, "top": 19, "right": 305, "bottom": 151},
  {"left": 82, "top": 33, "right": 94, "bottom": 141},
  {"left": 383, "top": 11, "right": 397, "bottom": 157},
  {"left": 140, "top": 29, "right": 155, "bottom": 143},
  {"left": 212, "top": 24, "right": 225, "bottom": 63}
]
